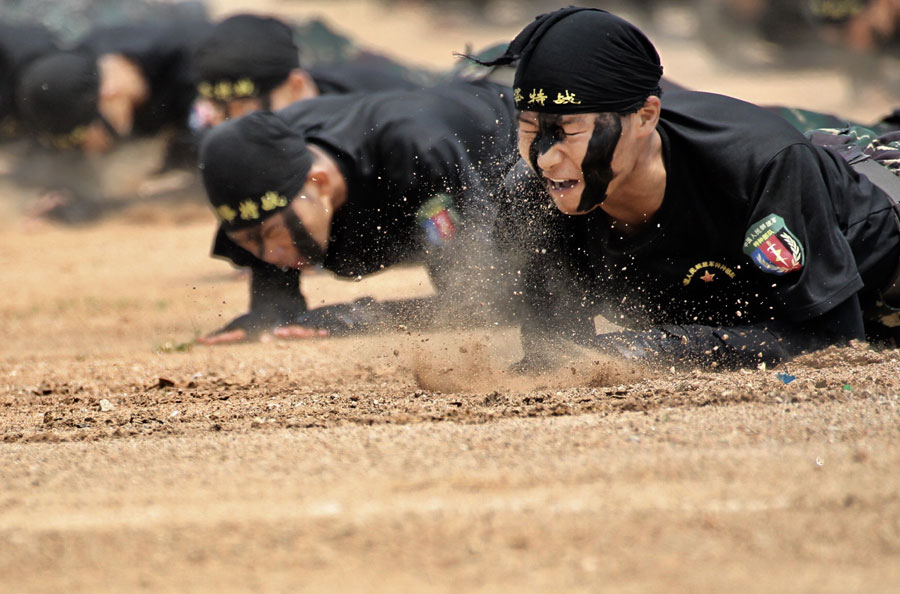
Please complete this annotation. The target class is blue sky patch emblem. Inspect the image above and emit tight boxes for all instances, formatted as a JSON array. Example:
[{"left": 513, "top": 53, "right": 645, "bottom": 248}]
[{"left": 742, "top": 214, "right": 804, "bottom": 275}]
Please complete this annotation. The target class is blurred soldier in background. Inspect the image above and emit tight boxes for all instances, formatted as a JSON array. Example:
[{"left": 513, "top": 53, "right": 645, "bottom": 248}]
[
  {"left": 17, "top": 18, "right": 211, "bottom": 158},
  {"left": 10, "top": 17, "right": 211, "bottom": 222},
  {"left": 191, "top": 14, "right": 435, "bottom": 129}
]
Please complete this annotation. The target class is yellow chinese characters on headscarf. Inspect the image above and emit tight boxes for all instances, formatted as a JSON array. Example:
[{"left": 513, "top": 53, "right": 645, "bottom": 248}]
[
  {"left": 198, "top": 79, "right": 258, "bottom": 101},
  {"left": 214, "top": 81, "right": 233, "bottom": 101},
  {"left": 216, "top": 205, "right": 237, "bottom": 223},
  {"left": 553, "top": 90, "right": 581, "bottom": 105},
  {"left": 233, "top": 78, "right": 256, "bottom": 98},
  {"left": 239, "top": 200, "right": 260, "bottom": 221},
  {"left": 197, "top": 81, "right": 214, "bottom": 99},
  {"left": 528, "top": 89, "right": 547, "bottom": 106},
  {"left": 260, "top": 191, "right": 288, "bottom": 211}
]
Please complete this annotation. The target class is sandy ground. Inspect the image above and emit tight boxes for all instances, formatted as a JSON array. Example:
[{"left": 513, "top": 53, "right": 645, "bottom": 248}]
[{"left": 2, "top": 2, "right": 900, "bottom": 593}]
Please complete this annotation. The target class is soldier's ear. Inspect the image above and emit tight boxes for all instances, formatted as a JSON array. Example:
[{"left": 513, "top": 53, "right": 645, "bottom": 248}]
[
  {"left": 636, "top": 96, "right": 660, "bottom": 134},
  {"left": 285, "top": 69, "right": 318, "bottom": 102},
  {"left": 305, "top": 165, "right": 332, "bottom": 200}
]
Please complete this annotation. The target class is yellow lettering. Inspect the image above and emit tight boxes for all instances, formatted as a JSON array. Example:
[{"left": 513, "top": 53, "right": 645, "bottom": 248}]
[
  {"left": 216, "top": 205, "right": 237, "bottom": 223},
  {"left": 528, "top": 89, "right": 547, "bottom": 106},
  {"left": 239, "top": 200, "right": 259, "bottom": 221},
  {"left": 260, "top": 191, "right": 287, "bottom": 211}
]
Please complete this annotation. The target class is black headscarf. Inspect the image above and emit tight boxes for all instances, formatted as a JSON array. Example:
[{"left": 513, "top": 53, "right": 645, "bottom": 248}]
[
  {"left": 0, "top": 23, "right": 59, "bottom": 121},
  {"left": 16, "top": 51, "right": 100, "bottom": 140},
  {"left": 481, "top": 7, "right": 663, "bottom": 114},
  {"left": 194, "top": 14, "right": 300, "bottom": 102},
  {"left": 199, "top": 110, "right": 313, "bottom": 230}
]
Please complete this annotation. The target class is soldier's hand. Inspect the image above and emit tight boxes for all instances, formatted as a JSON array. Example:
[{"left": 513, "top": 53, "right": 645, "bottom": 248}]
[
  {"left": 197, "top": 311, "right": 271, "bottom": 346},
  {"left": 273, "top": 326, "right": 330, "bottom": 339},
  {"left": 277, "top": 298, "right": 383, "bottom": 337},
  {"left": 199, "top": 298, "right": 383, "bottom": 345},
  {"left": 197, "top": 328, "right": 248, "bottom": 345}
]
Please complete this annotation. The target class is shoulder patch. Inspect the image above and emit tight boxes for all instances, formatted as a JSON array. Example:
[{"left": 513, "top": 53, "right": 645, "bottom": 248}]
[
  {"left": 417, "top": 193, "right": 460, "bottom": 246},
  {"left": 742, "top": 214, "right": 804, "bottom": 275}
]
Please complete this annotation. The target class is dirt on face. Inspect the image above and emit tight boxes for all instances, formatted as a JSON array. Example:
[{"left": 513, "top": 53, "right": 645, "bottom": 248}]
[{"left": 2, "top": 2, "right": 900, "bottom": 593}]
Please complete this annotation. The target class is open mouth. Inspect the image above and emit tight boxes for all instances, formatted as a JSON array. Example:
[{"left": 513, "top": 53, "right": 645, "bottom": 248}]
[{"left": 545, "top": 177, "right": 579, "bottom": 191}]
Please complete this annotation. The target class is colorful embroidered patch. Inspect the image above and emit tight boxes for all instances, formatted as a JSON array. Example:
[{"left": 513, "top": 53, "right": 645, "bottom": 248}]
[
  {"left": 417, "top": 193, "right": 459, "bottom": 246},
  {"left": 742, "top": 214, "right": 805, "bottom": 275}
]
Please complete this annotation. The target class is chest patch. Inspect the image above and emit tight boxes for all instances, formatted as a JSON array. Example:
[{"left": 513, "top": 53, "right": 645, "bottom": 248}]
[
  {"left": 743, "top": 214, "right": 804, "bottom": 275},
  {"left": 682, "top": 261, "right": 736, "bottom": 286},
  {"left": 417, "top": 193, "right": 459, "bottom": 246}
]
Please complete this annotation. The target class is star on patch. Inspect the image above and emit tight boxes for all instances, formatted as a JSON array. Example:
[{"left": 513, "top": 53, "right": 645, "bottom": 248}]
[{"left": 701, "top": 270, "right": 715, "bottom": 283}]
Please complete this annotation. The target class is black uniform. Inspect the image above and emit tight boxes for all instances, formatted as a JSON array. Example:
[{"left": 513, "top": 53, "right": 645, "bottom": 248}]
[
  {"left": 78, "top": 20, "right": 211, "bottom": 135},
  {"left": 500, "top": 91, "right": 900, "bottom": 368},
  {"left": 211, "top": 80, "right": 518, "bottom": 334},
  {"left": 308, "top": 63, "right": 419, "bottom": 96},
  {"left": 0, "top": 22, "right": 57, "bottom": 131}
]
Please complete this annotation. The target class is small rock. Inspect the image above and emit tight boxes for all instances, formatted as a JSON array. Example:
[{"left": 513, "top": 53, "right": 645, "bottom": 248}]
[{"left": 98, "top": 399, "right": 115, "bottom": 412}]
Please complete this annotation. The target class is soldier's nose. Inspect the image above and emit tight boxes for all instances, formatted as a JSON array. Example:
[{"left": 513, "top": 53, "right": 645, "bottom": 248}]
[{"left": 536, "top": 144, "right": 563, "bottom": 170}]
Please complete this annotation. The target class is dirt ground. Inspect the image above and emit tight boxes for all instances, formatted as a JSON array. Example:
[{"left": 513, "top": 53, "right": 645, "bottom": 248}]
[{"left": 2, "top": 2, "right": 900, "bottom": 593}]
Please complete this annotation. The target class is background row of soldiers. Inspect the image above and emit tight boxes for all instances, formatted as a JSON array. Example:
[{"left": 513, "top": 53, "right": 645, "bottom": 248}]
[
  {"left": 4, "top": 0, "right": 898, "bottom": 153},
  {"left": 0, "top": 0, "right": 463, "bottom": 222}
]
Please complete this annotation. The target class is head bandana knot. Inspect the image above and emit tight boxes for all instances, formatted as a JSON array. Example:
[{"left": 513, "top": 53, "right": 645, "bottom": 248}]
[{"left": 475, "top": 7, "right": 663, "bottom": 114}]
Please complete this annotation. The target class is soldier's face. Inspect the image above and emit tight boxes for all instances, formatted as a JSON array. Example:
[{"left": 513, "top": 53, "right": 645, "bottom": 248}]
[
  {"left": 226, "top": 186, "right": 331, "bottom": 270},
  {"left": 517, "top": 111, "right": 623, "bottom": 215}
]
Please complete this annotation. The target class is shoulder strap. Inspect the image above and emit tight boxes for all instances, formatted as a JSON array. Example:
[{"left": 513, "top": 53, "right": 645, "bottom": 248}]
[{"left": 851, "top": 158, "right": 900, "bottom": 208}]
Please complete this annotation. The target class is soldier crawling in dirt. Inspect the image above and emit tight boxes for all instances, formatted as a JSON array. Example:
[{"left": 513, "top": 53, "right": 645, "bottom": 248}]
[
  {"left": 196, "top": 79, "right": 519, "bottom": 344},
  {"left": 477, "top": 7, "right": 900, "bottom": 371}
]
